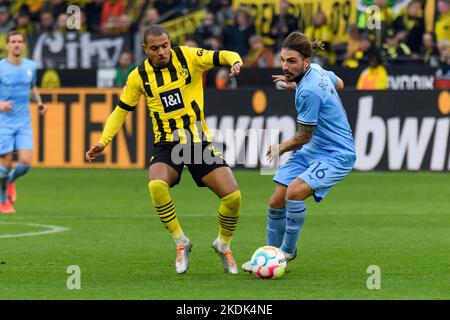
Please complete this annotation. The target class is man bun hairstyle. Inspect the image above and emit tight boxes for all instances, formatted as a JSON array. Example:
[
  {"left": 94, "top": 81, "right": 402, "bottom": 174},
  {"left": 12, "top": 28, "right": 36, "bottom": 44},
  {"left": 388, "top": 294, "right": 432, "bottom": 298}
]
[{"left": 282, "top": 32, "right": 324, "bottom": 58}]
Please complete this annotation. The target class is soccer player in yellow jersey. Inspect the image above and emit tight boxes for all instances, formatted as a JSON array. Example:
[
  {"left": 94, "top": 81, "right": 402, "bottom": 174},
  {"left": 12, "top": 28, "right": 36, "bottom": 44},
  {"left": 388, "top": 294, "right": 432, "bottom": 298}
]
[{"left": 86, "top": 25, "right": 243, "bottom": 274}]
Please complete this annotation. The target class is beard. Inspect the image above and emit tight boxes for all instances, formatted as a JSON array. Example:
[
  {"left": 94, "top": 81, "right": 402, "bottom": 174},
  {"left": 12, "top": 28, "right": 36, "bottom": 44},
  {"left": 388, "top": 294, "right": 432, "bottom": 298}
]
[
  {"left": 12, "top": 49, "right": 23, "bottom": 57},
  {"left": 284, "top": 71, "right": 295, "bottom": 81},
  {"left": 285, "top": 64, "right": 306, "bottom": 83}
]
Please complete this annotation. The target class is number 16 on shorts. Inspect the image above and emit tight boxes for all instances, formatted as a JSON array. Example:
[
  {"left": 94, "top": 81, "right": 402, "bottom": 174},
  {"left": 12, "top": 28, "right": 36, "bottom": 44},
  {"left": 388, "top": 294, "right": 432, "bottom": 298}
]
[{"left": 310, "top": 162, "right": 328, "bottom": 180}]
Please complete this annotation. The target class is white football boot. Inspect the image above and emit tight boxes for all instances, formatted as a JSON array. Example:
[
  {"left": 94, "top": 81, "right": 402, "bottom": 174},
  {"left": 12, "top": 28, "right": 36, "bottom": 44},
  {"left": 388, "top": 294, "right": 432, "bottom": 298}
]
[
  {"left": 241, "top": 260, "right": 253, "bottom": 273},
  {"left": 175, "top": 239, "right": 193, "bottom": 274},
  {"left": 281, "top": 249, "right": 297, "bottom": 262},
  {"left": 212, "top": 238, "right": 238, "bottom": 274},
  {"left": 241, "top": 248, "right": 297, "bottom": 273}
]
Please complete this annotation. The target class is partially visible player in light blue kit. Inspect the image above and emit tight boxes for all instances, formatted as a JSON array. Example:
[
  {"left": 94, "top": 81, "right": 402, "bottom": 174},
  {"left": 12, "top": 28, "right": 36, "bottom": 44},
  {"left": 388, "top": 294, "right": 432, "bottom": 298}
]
[
  {"left": 0, "top": 31, "right": 47, "bottom": 214},
  {"left": 242, "top": 32, "right": 356, "bottom": 272}
]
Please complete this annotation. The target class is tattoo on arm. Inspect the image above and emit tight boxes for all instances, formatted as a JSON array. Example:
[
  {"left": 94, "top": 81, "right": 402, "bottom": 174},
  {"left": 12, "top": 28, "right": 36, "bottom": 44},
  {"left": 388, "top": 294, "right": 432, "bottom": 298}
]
[{"left": 294, "top": 123, "right": 315, "bottom": 144}]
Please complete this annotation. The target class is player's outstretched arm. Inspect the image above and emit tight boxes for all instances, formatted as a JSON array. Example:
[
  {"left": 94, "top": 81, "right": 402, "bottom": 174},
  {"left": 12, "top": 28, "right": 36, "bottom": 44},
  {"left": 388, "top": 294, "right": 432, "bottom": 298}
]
[
  {"left": 219, "top": 50, "right": 243, "bottom": 77},
  {"left": 86, "top": 67, "right": 140, "bottom": 162},
  {"left": 32, "top": 85, "right": 48, "bottom": 115},
  {"left": 86, "top": 143, "right": 105, "bottom": 162},
  {"left": 85, "top": 106, "right": 129, "bottom": 162},
  {"left": 229, "top": 61, "right": 243, "bottom": 77},
  {"left": 267, "top": 123, "right": 315, "bottom": 162},
  {"left": 188, "top": 47, "right": 243, "bottom": 77},
  {"left": 272, "top": 75, "right": 296, "bottom": 90}
]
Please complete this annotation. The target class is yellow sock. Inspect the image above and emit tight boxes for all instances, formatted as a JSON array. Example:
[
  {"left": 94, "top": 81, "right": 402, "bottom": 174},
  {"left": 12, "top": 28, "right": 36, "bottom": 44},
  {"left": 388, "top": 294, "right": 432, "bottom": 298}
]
[
  {"left": 218, "top": 190, "right": 241, "bottom": 244},
  {"left": 148, "top": 179, "right": 183, "bottom": 240}
]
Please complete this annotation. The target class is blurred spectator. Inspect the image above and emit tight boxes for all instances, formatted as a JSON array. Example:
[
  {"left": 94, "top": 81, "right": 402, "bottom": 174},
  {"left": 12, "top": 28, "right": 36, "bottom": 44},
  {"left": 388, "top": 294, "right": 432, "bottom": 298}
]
[
  {"left": 127, "top": 0, "right": 147, "bottom": 26},
  {"left": 207, "top": 0, "right": 233, "bottom": 26},
  {"left": 56, "top": 9, "right": 87, "bottom": 34},
  {"left": 357, "top": 0, "right": 395, "bottom": 49},
  {"left": 356, "top": 52, "right": 389, "bottom": 90},
  {"left": 101, "top": 0, "right": 127, "bottom": 33},
  {"left": 382, "top": 30, "right": 411, "bottom": 63},
  {"left": 139, "top": 7, "right": 160, "bottom": 32},
  {"left": 435, "top": 39, "right": 450, "bottom": 88},
  {"left": 393, "top": 0, "right": 425, "bottom": 57},
  {"left": 223, "top": 8, "right": 255, "bottom": 57},
  {"left": 56, "top": 13, "right": 68, "bottom": 33},
  {"left": 435, "top": 0, "right": 450, "bottom": 42},
  {"left": 37, "top": 10, "right": 55, "bottom": 33},
  {"left": 42, "top": 0, "right": 66, "bottom": 19},
  {"left": 85, "top": 0, "right": 103, "bottom": 32},
  {"left": 116, "top": 13, "right": 135, "bottom": 34},
  {"left": 115, "top": 51, "right": 136, "bottom": 87},
  {"left": 344, "top": 25, "right": 361, "bottom": 60},
  {"left": 272, "top": 50, "right": 282, "bottom": 68},
  {"left": 0, "top": 4, "right": 15, "bottom": 34},
  {"left": 245, "top": 35, "right": 274, "bottom": 68},
  {"left": 51, "top": 0, "right": 66, "bottom": 18},
  {"left": 215, "top": 67, "right": 237, "bottom": 89},
  {"left": 204, "top": 35, "right": 222, "bottom": 51},
  {"left": 193, "top": 11, "right": 222, "bottom": 46},
  {"left": 269, "top": 0, "right": 297, "bottom": 51},
  {"left": 183, "top": 37, "right": 199, "bottom": 47},
  {"left": 421, "top": 32, "right": 440, "bottom": 67},
  {"left": 15, "top": 7, "right": 33, "bottom": 36},
  {"left": 305, "top": 11, "right": 335, "bottom": 66},
  {"left": 437, "top": 39, "right": 450, "bottom": 65},
  {"left": 343, "top": 33, "right": 374, "bottom": 68},
  {"left": 78, "top": 11, "right": 88, "bottom": 34}
]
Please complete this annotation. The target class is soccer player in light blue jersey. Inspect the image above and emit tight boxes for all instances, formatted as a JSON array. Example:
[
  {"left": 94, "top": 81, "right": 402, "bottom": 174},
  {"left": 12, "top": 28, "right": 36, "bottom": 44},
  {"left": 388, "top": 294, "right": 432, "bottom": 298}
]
[
  {"left": 242, "top": 32, "right": 356, "bottom": 272},
  {"left": 0, "top": 31, "right": 47, "bottom": 214}
]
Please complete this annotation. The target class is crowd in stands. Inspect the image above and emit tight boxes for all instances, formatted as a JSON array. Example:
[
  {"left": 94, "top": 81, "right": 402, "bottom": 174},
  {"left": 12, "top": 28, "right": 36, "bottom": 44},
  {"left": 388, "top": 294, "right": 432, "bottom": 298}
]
[{"left": 0, "top": 0, "right": 448, "bottom": 89}]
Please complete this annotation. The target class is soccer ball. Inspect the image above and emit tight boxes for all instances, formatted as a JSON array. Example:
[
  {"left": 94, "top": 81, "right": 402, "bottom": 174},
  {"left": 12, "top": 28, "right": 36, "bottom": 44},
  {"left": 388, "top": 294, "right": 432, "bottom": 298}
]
[{"left": 250, "top": 246, "right": 287, "bottom": 279}]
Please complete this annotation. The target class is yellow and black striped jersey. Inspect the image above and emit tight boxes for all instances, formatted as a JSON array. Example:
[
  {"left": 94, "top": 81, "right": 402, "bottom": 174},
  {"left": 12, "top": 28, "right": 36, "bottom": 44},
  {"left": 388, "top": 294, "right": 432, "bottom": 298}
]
[{"left": 114, "top": 46, "right": 242, "bottom": 144}]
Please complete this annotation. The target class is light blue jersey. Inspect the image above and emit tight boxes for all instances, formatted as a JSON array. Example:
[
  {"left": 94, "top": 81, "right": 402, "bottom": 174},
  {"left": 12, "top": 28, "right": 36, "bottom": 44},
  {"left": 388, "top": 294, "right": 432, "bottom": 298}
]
[
  {"left": 295, "top": 63, "right": 355, "bottom": 168},
  {"left": 0, "top": 58, "right": 36, "bottom": 128},
  {"left": 0, "top": 58, "right": 36, "bottom": 155},
  {"left": 273, "top": 63, "right": 356, "bottom": 202}
]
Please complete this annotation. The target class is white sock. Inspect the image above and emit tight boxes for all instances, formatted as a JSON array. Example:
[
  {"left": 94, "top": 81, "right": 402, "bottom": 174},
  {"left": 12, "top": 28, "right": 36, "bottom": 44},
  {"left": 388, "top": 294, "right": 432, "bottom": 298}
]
[
  {"left": 216, "top": 237, "right": 230, "bottom": 252},
  {"left": 174, "top": 234, "right": 189, "bottom": 245}
]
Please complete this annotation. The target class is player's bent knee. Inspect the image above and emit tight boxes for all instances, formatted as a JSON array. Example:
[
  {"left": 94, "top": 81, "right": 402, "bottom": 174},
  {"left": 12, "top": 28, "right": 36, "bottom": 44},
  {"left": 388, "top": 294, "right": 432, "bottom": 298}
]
[
  {"left": 286, "top": 182, "right": 311, "bottom": 201},
  {"left": 148, "top": 179, "right": 170, "bottom": 205},
  {"left": 268, "top": 195, "right": 285, "bottom": 209}
]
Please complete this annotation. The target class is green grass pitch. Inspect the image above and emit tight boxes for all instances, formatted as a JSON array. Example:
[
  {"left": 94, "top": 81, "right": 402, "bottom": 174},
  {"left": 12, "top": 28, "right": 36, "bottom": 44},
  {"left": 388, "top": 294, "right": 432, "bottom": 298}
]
[{"left": 0, "top": 168, "right": 449, "bottom": 299}]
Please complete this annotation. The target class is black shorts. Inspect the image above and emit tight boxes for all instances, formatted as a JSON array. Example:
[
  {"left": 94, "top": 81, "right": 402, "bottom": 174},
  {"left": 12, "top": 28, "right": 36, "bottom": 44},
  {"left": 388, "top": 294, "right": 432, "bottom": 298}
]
[{"left": 149, "top": 142, "right": 229, "bottom": 187}]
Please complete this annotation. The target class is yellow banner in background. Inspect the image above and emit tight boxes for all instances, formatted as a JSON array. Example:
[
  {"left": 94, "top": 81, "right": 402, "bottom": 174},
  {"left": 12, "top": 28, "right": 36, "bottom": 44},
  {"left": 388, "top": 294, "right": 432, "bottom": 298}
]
[
  {"left": 161, "top": 10, "right": 206, "bottom": 45},
  {"left": 30, "top": 89, "right": 148, "bottom": 169},
  {"left": 233, "top": 0, "right": 357, "bottom": 44}
]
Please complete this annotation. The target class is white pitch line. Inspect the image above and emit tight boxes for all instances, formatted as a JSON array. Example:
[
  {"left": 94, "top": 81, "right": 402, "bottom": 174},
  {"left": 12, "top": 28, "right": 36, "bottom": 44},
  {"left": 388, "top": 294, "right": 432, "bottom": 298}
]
[
  {"left": 6, "top": 213, "right": 265, "bottom": 220},
  {"left": 0, "top": 222, "right": 69, "bottom": 239}
]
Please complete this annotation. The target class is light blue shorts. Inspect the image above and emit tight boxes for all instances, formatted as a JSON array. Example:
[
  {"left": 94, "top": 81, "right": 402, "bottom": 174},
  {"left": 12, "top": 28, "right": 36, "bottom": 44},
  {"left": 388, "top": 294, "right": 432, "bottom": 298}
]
[
  {"left": 0, "top": 126, "right": 33, "bottom": 156},
  {"left": 273, "top": 151, "right": 354, "bottom": 202}
]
